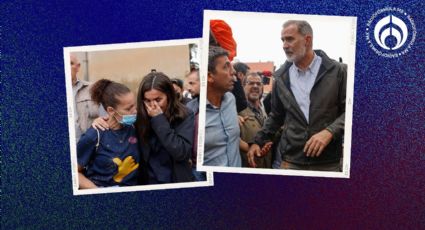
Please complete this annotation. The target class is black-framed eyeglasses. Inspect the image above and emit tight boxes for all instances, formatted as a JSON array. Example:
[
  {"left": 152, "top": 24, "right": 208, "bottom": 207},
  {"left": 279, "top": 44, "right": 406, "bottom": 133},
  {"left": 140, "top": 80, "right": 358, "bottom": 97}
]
[{"left": 247, "top": 81, "right": 262, "bottom": 86}]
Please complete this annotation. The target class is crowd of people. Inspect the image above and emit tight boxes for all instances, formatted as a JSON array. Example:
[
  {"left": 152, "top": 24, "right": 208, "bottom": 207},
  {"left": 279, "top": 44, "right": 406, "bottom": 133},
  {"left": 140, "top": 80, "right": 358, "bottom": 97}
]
[
  {"left": 203, "top": 19, "right": 346, "bottom": 171},
  {"left": 72, "top": 19, "right": 346, "bottom": 189},
  {"left": 72, "top": 53, "right": 203, "bottom": 188}
]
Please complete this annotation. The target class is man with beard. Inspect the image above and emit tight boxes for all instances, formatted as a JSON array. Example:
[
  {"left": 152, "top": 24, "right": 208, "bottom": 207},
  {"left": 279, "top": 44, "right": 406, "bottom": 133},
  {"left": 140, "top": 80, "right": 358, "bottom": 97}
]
[
  {"left": 186, "top": 69, "right": 201, "bottom": 100},
  {"left": 239, "top": 72, "right": 271, "bottom": 168},
  {"left": 185, "top": 69, "right": 205, "bottom": 180},
  {"left": 247, "top": 20, "right": 346, "bottom": 171}
]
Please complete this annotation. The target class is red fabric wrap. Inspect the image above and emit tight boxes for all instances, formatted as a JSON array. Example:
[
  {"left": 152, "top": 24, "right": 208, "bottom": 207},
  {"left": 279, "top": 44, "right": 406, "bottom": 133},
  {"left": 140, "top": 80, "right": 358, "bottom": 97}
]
[{"left": 210, "top": 20, "right": 237, "bottom": 61}]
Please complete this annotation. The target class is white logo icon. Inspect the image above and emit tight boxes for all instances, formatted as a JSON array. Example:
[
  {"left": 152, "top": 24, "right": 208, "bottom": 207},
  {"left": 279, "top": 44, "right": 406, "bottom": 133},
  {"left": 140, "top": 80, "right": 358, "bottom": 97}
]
[
  {"left": 374, "top": 15, "right": 408, "bottom": 50},
  {"left": 366, "top": 7, "right": 416, "bottom": 58}
]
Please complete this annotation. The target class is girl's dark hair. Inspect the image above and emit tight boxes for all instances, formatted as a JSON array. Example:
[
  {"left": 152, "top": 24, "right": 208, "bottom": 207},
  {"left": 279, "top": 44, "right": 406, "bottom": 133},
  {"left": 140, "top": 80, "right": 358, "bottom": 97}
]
[
  {"left": 90, "top": 79, "right": 131, "bottom": 110},
  {"left": 136, "top": 72, "right": 188, "bottom": 141}
]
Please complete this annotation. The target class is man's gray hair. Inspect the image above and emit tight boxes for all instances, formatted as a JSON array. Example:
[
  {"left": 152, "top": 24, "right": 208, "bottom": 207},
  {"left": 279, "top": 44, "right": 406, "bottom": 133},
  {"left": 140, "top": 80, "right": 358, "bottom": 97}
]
[{"left": 283, "top": 20, "right": 313, "bottom": 36}]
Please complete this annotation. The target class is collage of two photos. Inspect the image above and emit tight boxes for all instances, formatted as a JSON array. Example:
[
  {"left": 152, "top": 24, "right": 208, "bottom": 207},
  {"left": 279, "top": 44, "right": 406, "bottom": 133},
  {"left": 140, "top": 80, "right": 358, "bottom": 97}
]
[{"left": 64, "top": 10, "right": 357, "bottom": 195}]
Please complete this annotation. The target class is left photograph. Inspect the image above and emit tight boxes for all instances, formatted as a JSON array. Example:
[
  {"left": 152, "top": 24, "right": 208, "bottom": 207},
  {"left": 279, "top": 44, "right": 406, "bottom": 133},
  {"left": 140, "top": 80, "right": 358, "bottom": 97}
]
[{"left": 64, "top": 39, "right": 213, "bottom": 195}]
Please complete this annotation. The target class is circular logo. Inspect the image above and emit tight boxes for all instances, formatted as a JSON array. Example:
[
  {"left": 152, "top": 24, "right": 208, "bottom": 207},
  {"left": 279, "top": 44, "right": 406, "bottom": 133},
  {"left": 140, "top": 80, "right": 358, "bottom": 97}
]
[{"left": 366, "top": 7, "right": 416, "bottom": 58}]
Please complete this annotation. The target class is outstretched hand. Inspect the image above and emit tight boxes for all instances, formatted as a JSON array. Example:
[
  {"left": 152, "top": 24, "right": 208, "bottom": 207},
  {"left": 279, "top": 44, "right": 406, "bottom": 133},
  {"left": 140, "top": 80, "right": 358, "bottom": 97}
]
[
  {"left": 247, "top": 142, "right": 272, "bottom": 168},
  {"left": 260, "top": 141, "right": 273, "bottom": 156},
  {"left": 247, "top": 144, "right": 261, "bottom": 168}
]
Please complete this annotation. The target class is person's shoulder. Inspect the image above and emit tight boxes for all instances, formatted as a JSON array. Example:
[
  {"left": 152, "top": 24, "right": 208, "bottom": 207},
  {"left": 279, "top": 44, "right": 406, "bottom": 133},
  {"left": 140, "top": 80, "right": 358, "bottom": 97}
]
[
  {"left": 315, "top": 50, "right": 339, "bottom": 66},
  {"left": 186, "top": 99, "right": 194, "bottom": 107},
  {"left": 223, "top": 92, "right": 238, "bottom": 115},
  {"left": 79, "top": 127, "right": 99, "bottom": 142},
  {"left": 172, "top": 108, "right": 194, "bottom": 129},
  {"left": 238, "top": 107, "right": 251, "bottom": 116},
  {"left": 76, "top": 80, "right": 90, "bottom": 89},
  {"left": 182, "top": 97, "right": 192, "bottom": 104},
  {"left": 186, "top": 98, "right": 199, "bottom": 113},
  {"left": 314, "top": 49, "right": 346, "bottom": 72},
  {"left": 221, "top": 92, "right": 236, "bottom": 109},
  {"left": 224, "top": 92, "right": 236, "bottom": 103},
  {"left": 75, "top": 81, "right": 91, "bottom": 95},
  {"left": 184, "top": 107, "right": 195, "bottom": 119},
  {"left": 274, "top": 61, "right": 293, "bottom": 75},
  {"left": 182, "top": 107, "right": 195, "bottom": 124},
  {"left": 79, "top": 79, "right": 91, "bottom": 85}
]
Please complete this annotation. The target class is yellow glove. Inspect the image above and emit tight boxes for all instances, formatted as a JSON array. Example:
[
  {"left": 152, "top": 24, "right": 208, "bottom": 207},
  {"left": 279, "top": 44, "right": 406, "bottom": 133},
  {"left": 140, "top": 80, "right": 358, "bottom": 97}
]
[{"left": 112, "top": 156, "right": 139, "bottom": 183}]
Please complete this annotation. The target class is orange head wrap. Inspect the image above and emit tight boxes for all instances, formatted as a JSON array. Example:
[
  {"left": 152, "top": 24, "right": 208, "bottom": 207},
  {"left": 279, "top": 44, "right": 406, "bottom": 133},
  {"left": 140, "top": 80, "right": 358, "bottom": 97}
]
[{"left": 210, "top": 20, "right": 237, "bottom": 61}]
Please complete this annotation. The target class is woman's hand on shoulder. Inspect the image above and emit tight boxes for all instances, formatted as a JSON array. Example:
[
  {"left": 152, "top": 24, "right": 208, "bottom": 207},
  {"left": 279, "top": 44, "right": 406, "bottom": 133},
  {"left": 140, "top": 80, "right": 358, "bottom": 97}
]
[{"left": 92, "top": 116, "right": 109, "bottom": 131}]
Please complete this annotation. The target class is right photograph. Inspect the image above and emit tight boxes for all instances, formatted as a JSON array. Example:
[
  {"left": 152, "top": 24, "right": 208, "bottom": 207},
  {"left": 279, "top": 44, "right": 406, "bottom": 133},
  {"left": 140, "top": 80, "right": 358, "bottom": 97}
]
[{"left": 196, "top": 10, "right": 357, "bottom": 178}]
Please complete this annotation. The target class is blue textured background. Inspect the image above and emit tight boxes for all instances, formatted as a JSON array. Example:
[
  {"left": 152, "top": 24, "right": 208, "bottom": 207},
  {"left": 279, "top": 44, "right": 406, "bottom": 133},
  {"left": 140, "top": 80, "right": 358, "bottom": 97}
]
[{"left": 2, "top": 0, "right": 424, "bottom": 229}]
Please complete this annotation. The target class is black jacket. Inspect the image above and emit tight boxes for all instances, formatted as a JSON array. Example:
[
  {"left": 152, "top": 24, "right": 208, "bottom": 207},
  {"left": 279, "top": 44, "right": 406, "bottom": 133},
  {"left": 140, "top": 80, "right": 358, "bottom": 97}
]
[
  {"left": 255, "top": 50, "right": 346, "bottom": 165},
  {"left": 231, "top": 77, "right": 248, "bottom": 113},
  {"left": 138, "top": 111, "right": 194, "bottom": 184}
]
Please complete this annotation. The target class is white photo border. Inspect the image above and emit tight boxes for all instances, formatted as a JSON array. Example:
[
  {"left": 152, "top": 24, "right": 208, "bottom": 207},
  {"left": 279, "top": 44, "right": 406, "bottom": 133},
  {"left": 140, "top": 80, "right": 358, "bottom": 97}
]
[
  {"left": 196, "top": 10, "right": 357, "bottom": 179},
  {"left": 64, "top": 38, "right": 214, "bottom": 196}
]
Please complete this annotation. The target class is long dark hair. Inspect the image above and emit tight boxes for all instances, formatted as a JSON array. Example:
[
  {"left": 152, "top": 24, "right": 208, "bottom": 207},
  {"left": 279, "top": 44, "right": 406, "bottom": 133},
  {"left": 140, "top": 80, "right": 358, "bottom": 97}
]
[{"left": 136, "top": 72, "right": 188, "bottom": 142}]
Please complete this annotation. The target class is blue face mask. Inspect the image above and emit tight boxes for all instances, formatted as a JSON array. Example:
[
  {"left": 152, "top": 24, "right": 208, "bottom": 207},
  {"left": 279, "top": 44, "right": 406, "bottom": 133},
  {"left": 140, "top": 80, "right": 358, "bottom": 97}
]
[
  {"left": 114, "top": 110, "right": 137, "bottom": 126},
  {"left": 120, "top": 114, "right": 137, "bottom": 126}
]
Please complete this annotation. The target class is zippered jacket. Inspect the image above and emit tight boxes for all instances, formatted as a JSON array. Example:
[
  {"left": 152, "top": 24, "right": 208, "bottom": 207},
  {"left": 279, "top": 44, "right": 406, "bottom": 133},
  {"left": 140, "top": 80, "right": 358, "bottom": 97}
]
[{"left": 254, "top": 50, "right": 346, "bottom": 165}]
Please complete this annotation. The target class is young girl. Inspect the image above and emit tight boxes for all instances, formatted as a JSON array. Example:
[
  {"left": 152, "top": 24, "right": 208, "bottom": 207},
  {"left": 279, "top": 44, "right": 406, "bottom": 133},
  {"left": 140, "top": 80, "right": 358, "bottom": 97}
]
[{"left": 77, "top": 79, "right": 139, "bottom": 188}]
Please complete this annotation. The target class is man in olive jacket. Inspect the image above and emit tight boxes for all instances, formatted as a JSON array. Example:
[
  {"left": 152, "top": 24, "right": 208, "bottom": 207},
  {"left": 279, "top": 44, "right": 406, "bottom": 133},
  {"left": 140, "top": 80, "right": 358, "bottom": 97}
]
[{"left": 247, "top": 20, "right": 346, "bottom": 171}]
